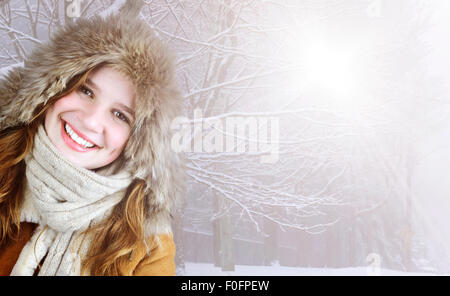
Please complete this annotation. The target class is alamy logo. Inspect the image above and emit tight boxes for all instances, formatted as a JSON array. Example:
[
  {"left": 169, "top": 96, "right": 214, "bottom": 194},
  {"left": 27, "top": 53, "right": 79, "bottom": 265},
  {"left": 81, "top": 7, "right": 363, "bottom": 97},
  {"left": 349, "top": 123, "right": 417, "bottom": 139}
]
[
  {"left": 366, "top": 0, "right": 383, "bottom": 18},
  {"left": 66, "top": 0, "right": 82, "bottom": 18},
  {"left": 366, "top": 253, "right": 381, "bottom": 276},
  {"left": 171, "top": 109, "right": 280, "bottom": 163}
]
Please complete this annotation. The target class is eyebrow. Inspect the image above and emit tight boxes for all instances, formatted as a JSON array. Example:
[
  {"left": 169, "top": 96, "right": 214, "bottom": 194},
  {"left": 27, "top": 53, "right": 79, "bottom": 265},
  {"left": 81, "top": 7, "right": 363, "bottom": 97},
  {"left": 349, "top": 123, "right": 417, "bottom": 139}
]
[
  {"left": 85, "top": 78, "right": 135, "bottom": 118},
  {"left": 118, "top": 103, "right": 135, "bottom": 119},
  {"left": 85, "top": 78, "right": 101, "bottom": 94}
]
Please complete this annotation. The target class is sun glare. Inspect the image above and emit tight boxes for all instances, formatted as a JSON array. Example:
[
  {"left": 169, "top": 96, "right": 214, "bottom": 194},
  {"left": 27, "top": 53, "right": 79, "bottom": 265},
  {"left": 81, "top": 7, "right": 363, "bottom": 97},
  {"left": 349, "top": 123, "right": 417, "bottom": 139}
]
[{"left": 303, "top": 42, "right": 357, "bottom": 98}]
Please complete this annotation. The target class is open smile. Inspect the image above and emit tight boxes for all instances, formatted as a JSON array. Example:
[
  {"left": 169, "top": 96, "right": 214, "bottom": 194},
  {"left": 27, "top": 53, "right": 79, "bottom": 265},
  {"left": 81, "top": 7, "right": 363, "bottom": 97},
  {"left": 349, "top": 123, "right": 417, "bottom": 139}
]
[{"left": 60, "top": 119, "right": 100, "bottom": 152}]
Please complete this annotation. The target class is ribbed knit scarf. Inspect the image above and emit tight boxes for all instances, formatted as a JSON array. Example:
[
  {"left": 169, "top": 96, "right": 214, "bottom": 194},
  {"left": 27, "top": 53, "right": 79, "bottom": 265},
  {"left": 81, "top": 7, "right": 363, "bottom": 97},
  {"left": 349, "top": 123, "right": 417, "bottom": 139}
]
[{"left": 10, "top": 125, "right": 132, "bottom": 276}]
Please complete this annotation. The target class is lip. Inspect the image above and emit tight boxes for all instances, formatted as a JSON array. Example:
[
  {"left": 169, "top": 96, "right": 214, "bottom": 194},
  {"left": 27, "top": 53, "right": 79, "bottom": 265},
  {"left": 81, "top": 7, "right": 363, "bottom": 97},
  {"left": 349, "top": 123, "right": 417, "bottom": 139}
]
[{"left": 60, "top": 119, "right": 100, "bottom": 152}]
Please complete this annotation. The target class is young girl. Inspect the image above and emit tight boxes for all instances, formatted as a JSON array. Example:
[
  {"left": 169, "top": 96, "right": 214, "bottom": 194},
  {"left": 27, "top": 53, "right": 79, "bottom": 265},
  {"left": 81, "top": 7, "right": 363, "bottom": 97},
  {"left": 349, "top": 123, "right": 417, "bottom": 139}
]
[{"left": 0, "top": 10, "right": 183, "bottom": 276}]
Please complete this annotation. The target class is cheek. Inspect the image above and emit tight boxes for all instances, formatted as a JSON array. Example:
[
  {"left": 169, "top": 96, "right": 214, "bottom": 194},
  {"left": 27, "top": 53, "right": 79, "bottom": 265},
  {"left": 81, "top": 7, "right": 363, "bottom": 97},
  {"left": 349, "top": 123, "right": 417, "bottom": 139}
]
[
  {"left": 107, "top": 127, "right": 130, "bottom": 152},
  {"left": 46, "top": 93, "right": 82, "bottom": 117}
]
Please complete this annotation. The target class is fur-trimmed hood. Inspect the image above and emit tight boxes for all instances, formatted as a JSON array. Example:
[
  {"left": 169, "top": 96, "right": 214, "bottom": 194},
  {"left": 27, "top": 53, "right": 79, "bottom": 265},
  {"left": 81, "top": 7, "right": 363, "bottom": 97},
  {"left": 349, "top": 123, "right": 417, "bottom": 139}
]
[{"left": 0, "top": 11, "right": 183, "bottom": 236}]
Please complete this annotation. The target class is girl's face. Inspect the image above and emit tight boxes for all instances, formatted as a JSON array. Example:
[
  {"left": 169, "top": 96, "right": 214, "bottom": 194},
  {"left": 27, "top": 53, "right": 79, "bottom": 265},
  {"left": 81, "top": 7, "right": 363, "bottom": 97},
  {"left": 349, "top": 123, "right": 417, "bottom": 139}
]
[{"left": 44, "top": 66, "right": 135, "bottom": 170}]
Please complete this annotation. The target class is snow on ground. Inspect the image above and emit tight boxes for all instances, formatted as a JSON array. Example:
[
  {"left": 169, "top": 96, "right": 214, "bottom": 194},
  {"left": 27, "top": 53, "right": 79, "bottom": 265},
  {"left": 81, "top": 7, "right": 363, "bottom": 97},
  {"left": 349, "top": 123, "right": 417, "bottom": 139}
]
[{"left": 182, "top": 262, "right": 438, "bottom": 276}]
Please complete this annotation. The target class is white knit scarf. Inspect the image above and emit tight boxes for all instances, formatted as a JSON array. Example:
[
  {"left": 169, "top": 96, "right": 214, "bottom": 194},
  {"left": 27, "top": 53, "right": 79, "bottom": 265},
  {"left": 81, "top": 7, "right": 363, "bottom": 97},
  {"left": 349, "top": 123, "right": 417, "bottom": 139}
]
[{"left": 10, "top": 125, "right": 132, "bottom": 276}]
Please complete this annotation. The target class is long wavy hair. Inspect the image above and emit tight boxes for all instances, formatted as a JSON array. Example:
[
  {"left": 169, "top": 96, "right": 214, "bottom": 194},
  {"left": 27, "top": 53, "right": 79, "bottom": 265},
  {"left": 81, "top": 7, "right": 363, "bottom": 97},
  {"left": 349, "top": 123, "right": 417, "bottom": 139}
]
[{"left": 0, "top": 65, "right": 149, "bottom": 276}]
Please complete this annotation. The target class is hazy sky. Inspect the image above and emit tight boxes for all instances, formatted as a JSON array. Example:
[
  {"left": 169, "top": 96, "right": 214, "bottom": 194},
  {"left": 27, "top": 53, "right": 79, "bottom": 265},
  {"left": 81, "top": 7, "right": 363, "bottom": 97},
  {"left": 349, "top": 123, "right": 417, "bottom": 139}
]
[{"left": 411, "top": 0, "right": 450, "bottom": 268}]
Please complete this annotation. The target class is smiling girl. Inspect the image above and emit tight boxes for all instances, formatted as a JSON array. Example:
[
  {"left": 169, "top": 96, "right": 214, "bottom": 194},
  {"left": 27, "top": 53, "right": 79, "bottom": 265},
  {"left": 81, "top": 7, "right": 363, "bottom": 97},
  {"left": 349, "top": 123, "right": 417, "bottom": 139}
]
[{"left": 0, "top": 7, "right": 183, "bottom": 276}]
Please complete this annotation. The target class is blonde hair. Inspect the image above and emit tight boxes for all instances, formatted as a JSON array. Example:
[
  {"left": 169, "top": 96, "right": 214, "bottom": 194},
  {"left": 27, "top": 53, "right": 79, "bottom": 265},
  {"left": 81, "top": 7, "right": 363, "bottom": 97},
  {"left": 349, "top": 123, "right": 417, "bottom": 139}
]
[{"left": 0, "top": 66, "right": 149, "bottom": 275}]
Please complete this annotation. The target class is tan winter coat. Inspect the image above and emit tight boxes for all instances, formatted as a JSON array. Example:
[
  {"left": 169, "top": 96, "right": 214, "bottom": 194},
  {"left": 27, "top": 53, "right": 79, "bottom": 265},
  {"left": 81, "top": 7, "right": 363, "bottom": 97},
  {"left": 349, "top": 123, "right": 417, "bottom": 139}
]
[{"left": 0, "top": 223, "right": 176, "bottom": 276}]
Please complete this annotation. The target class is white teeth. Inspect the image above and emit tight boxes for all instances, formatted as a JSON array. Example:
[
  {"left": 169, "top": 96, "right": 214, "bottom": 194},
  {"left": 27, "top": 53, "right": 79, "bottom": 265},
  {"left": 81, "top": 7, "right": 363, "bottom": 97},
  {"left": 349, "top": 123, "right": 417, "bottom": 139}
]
[{"left": 64, "top": 123, "right": 95, "bottom": 148}]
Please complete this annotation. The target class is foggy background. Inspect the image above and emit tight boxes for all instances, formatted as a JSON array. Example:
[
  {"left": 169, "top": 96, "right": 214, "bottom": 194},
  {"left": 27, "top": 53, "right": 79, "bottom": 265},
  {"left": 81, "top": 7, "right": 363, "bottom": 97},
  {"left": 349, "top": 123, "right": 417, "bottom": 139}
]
[{"left": 1, "top": 0, "right": 450, "bottom": 275}]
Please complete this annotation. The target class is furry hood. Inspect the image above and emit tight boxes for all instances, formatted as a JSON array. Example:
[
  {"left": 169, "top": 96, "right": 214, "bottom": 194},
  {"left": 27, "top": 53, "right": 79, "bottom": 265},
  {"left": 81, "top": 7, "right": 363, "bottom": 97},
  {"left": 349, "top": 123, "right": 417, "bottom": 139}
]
[{"left": 0, "top": 13, "right": 183, "bottom": 235}]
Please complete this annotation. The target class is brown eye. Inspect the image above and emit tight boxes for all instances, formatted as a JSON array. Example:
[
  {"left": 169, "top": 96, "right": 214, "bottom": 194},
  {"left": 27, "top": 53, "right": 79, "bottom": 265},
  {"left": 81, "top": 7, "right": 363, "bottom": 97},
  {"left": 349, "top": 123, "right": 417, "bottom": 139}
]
[
  {"left": 113, "top": 110, "right": 130, "bottom": 124},
  {"left": 79, "top": 85, "right": 93, "bottom": 98}
]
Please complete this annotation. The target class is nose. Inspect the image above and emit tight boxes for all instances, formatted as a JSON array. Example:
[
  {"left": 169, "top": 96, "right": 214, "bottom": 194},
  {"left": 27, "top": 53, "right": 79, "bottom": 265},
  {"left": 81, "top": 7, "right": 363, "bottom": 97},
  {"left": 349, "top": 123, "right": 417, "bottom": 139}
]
[{"left": 78, "top": 104, "right": 106, "bottom": 134}]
